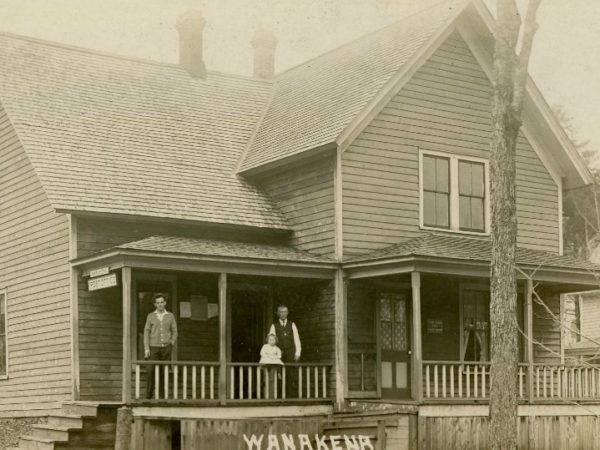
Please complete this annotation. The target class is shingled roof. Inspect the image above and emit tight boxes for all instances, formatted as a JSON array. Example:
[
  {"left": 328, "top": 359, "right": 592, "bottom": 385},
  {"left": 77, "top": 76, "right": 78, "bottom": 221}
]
[
  {"left": 237, "top": 0, "right": 460, "bottom": 173},
  {"left": 347, "top": 233, "right": 600, "bottom": 272},
  {"left": 92, "top": 235, "right": 335, "bottom": 264},
  {"left": 0, "top": 33, "right": 288, "bottom": 230}
]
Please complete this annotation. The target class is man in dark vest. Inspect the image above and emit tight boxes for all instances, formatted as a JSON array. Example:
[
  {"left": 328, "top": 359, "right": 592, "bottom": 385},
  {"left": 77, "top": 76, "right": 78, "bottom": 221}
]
[{"left": 269, "top": 304, "right": 301, "bottom": 396}]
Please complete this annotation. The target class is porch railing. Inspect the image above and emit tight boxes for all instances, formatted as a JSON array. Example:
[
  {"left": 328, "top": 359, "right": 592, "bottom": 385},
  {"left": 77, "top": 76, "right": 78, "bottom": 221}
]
[
  {"left": 131, "top": 360, "right": 333, "bottom": 402},
  {"left": 423, "top": 361, "right": 492, "bottom": 400},
  {"left": 132, "top": 360, "right": 220, "bottom": 401},
  {"left": 227, "top": 363, "right": 332, "bottom": 401},
  {"left": 531, "top": 363, "right": 600, "bottom": 400},
  {"left": 423, "top": 361, "right": 600, "bottom": 402}
]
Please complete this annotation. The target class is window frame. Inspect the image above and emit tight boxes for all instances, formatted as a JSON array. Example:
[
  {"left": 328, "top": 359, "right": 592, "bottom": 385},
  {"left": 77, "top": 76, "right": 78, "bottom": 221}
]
[
  {"left": 419, "top": 150, "right": 490, "bottom": 235},
  {"left": 0, "top": 288, "right": 7, "bottom": 380}
]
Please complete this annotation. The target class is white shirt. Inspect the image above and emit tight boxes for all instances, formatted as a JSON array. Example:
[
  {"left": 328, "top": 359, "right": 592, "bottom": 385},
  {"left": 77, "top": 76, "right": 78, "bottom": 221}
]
[{"left": 269, "top": 320, "right": 302, "bottom": 359}]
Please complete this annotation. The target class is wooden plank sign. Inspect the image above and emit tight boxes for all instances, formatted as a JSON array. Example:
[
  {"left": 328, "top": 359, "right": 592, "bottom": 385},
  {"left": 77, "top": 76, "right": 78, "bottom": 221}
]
[{"left": 88, "top": 273, "right": 118, "bottom": 291}]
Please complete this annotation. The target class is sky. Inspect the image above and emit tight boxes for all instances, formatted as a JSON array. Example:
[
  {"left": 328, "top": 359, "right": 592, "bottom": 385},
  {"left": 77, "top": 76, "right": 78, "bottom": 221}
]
[{"left": 0, "top": 0, "right": 599, "bottom": 160}]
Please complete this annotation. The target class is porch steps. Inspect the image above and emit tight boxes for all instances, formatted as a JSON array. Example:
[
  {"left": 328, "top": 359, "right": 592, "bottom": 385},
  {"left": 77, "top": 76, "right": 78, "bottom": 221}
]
[{"left": 10, "top": 402, "right": 119, "bottom": 450}]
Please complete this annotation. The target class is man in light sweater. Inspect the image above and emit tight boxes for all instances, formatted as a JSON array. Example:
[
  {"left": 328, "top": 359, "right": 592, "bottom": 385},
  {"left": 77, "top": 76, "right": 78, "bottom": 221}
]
[{"left": 144, "top": 293, "right": 177, "bottom": 399}]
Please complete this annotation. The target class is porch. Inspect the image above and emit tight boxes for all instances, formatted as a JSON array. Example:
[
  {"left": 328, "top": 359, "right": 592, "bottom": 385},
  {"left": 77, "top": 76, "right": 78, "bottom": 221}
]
[
  {"left": 71, "top": 236, "right": 339, "bottom": 407},
  {"left": 347, "top": 255, "right": 600, "bottom": 405},
  {"left": 70, "top": 233, "right": 600, "bottom": 409}
]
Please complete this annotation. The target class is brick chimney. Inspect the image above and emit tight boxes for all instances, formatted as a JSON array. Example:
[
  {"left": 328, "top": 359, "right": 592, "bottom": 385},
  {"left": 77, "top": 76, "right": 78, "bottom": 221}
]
[
  {"left": 251, "top": 30, "right": 278, "bottom": 79},
  {"left": 177, "top": 10, "right": 206, "bottom": 79}
]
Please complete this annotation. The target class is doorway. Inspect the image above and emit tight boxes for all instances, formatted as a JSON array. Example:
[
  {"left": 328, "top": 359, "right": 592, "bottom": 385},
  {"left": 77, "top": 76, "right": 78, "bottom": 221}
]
[
  {"left": 230, "top": 290, "right": 268, "bottom": 363},
  {"left": 378, "top": 291, "right": 411, "bottom": 398}
]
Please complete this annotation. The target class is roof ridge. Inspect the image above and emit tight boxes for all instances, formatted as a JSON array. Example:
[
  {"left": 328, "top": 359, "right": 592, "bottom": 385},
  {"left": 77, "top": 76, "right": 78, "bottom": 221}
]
[
  {"left": 273, "top": 0, "right": 463, "bottom": 80},
  {"left": 0, "top": 30, "right": 273, "bottom": 85}
]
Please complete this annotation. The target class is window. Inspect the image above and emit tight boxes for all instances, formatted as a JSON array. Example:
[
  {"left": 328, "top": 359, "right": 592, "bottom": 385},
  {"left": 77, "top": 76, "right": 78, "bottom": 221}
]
[
  {"left": 420, "top": 151, "right": 489, "bottom": 234},
  {"left": 459, "top": 160, "right": 486, "bottom": 232},
  {"left": 422, "top": 155, "right": 450, "bottom": 228},
  {"left": 0, "top": 289, "right": 7, "bottom": 378}
]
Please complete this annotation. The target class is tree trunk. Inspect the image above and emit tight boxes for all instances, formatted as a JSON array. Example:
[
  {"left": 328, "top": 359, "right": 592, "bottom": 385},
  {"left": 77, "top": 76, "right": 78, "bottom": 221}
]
[{"left": 489, "top": 1, "right": 541, "bottom": 449}]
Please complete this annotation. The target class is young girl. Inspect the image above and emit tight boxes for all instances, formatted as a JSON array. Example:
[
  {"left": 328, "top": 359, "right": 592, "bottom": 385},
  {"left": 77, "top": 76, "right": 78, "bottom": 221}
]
[{"left": 259, "top": 333, "right": 283, "bottom": 365}]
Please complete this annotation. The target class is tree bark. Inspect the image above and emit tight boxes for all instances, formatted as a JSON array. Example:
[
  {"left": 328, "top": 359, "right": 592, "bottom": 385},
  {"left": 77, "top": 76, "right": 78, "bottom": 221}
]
[{"left": 489, "top": 1, "right": 541, "bottom": 449}]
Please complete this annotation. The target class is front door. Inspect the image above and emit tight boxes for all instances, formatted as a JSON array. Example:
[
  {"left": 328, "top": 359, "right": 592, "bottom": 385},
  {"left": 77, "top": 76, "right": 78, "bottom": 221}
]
[
  {"left": 379, "top": 291, "right": 411, "bottom": 398},
  {"left": 230, "top": 290, "right": 267, "bottom": 363}
]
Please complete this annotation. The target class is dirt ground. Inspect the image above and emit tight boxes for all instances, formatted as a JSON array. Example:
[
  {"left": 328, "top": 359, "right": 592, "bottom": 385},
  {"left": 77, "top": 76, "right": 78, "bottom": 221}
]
[{"left": 0, "top": 417, "right": 44, "bottom": 450}]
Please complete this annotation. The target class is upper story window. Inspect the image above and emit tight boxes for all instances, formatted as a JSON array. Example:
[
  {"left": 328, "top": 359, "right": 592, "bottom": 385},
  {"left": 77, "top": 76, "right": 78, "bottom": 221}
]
[
  {"left": 0, "top": 289, "right": 7, "bottom": 378},
  {"left": 420, "top": 151, "right": 489, "bottom": 234}
]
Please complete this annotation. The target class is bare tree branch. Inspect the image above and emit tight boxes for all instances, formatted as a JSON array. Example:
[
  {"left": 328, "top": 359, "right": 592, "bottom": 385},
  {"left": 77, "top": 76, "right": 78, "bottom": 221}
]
[{"left": 512, "top": 0, "right": 542, "bottom": 115}]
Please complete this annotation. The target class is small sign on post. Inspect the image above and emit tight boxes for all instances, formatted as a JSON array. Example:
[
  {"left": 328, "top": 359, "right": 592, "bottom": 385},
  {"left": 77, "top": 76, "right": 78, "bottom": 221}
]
[{"left": 88, "top": 272, "right": 119, "bottom": 291}]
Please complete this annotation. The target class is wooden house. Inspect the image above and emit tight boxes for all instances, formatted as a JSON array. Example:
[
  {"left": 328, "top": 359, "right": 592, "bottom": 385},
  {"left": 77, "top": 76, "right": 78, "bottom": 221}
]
[{"left": 1, "top": 0, "right": 599, "bottom": 448}]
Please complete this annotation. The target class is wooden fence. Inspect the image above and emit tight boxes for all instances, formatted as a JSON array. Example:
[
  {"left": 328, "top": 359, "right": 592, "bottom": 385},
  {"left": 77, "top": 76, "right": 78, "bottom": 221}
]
[{"left": 419, "top": 415, "right": 600, "bottom": 449}]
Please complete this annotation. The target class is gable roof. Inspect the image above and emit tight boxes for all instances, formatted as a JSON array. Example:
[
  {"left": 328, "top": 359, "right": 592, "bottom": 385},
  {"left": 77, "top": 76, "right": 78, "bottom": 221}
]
[
  {"left": 0, "top": 0, "right": 592, "bottom": 234},
  {"left": 0, "top": 33, "right": 288, "bottom": 230},
  {"left": 238, "top": 0, "right": 460, "bottom": 174},
  {"left": 238, "top": 0, "right": 592, "bottom": 189}
]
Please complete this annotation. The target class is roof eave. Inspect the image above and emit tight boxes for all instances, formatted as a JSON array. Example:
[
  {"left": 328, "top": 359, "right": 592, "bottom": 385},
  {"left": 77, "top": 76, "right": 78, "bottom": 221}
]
[
  {"left": 72, "top": 248, "right": 338, "bottom": 279},
  {"left": 343, "top": 254, "right": 599, "bottom": 286},
  {"left": 467, "top": 0, "right": 593, "bottom": 189},
  {"left": 237, "top": 142, "right": 337, "bottom": 178},
  {"left": 57, "top": 208, "right": 292, "bottom": 234}
]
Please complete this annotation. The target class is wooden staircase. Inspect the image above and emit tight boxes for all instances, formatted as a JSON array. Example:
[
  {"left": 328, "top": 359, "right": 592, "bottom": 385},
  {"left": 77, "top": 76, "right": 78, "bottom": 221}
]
[
  {"left": 323, "top": 410, "right": 416, "bottom": 450},
  {"left": 8, "top": 402, "right": 120, "bottom": 450}
]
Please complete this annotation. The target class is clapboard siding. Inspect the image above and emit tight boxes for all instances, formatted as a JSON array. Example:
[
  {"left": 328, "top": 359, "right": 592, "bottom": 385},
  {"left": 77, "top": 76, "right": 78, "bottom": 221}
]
[
  {"left": 580, "top": 293, "right": 600, "bottom": 343},
  {"left": 78, "top": 280, "right": 122, "bottom": 400},
  {"left": 297, "top": 280, "right": 336, "bottom": 394},
  {"left": 532, "top": 288, "right": 561, "bottom": 364},
  {"left": 76, "top": 217, "right": 283, "bottom": 257},
  {"left": 342, "top": 32, "right": 559, "bottom": 257},
  {"left": 0, "top": 104, "right": 72, "bottom": 416},
  {"left": 347, "top": 281, "right": 377, "bottom": 392},
  {"left": 258, "top": 157, "right": 336, "bottom": 257}
]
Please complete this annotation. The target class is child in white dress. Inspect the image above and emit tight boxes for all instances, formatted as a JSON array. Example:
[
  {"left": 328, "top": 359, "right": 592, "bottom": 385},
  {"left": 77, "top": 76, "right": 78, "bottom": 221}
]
[
  {"left": 260, "top": 333, "right": 283, "bottom": 365},
  {"left": 260, "top": 333, "right": 283, "bottom": 398}
]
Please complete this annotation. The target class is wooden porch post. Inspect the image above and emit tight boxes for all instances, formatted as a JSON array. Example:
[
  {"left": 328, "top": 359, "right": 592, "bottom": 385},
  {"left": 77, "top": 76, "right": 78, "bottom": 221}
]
[
  {"left": 411, "top": 272, "right": 423, "bottom": 402},
  {"left": 218, "top": 273, "right": 227, "bottom": 405},
  {"left": 334, "top": 268, "right": 348, "bottom": 407},
  {"left": 525, "top": 278, "right": 534, "bottom": 403},
  {"left": 122, "top": 266, "right": 132, "bottom": 404}
]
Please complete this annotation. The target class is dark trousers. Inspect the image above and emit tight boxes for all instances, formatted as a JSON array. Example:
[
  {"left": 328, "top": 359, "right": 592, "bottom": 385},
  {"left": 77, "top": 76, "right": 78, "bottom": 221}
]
[
  {"left": 281, "top": 346, "right": 297, "bottom": 398},
  {"left": 146, "top": 345, "right": 172, "bottom": 399}
]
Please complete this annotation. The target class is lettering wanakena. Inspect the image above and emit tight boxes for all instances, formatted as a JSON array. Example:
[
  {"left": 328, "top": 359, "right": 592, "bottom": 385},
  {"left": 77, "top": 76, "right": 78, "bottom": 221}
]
[{"left": 243, "top": 434, "right": 374, "bottom": 450}]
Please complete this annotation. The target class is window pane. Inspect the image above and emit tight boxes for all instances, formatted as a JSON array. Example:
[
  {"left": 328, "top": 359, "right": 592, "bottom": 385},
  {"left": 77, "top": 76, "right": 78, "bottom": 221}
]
[
  {"left": 459, "top": 196, "right": 472, "bottom": 229},
  {"left": 423, "top": 156, "right": 436, "bottom": 191},
  {"left": 471, "top": 197, "right": 485, "bottom": 231},
  {"left": 471, "top": 163, "right": 485, "bottom": 197},
  {"left": 459, "top": 161, "right": 472, "bottom": 196},
  {"left": 423, "top": 191, "right": 436, "bottom": 226},
  {"left": 435, "top": 192, "right": 449, "bottom": 227},
  {"left": 0, "top": 294, "right": 4, "bottom": 315},
  {"left": 435, "top": 158, "right": 449, "bottom": 193}
]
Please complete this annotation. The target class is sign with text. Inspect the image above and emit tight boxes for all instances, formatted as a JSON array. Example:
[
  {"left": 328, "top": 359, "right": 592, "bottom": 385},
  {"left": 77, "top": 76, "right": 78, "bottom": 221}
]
[
  {"left": 89, "top": 267, "right": 110, "bottom": 278},
  {"left": 88, "top": 273, "right": 118, "bottom": 291}
]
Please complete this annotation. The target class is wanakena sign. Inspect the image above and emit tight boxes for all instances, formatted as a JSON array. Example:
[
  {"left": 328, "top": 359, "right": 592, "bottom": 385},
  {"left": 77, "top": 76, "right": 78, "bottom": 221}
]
[{"left": 243, "top": 434, "right": 374, "bottom": 450}]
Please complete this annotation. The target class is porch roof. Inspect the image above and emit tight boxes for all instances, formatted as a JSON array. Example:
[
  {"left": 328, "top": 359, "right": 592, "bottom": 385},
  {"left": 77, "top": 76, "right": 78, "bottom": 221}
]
[
  {"left": 72, "top": 235, "right": 337, "bottom": 278},
  {"left": 344, "top": 234, "right": 600, "bottom": 283},
  {"left": 117, "top": 235, "right": 333, "bottom": 263}
]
